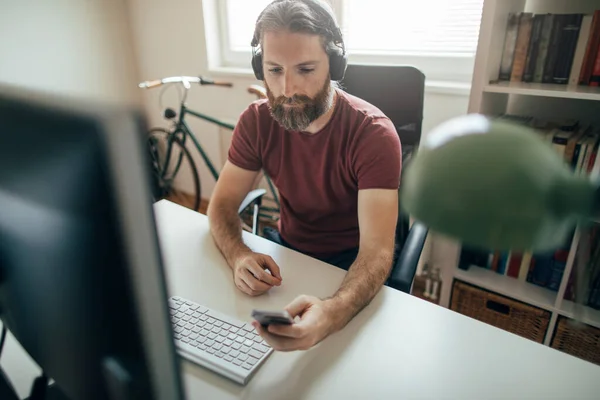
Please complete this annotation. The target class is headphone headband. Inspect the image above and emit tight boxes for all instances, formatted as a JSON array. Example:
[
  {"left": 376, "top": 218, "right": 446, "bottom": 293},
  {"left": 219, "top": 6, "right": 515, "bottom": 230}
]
[{"left": 250, "top": 0, "right": 347, "bottom": 81}]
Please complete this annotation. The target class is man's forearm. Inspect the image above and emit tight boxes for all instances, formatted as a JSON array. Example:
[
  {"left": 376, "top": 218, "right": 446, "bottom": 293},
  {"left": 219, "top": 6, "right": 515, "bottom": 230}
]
[
  {"left": 324, "top": 249, "right": 393, "bottom": 332},
  {"left": 207, "top": 203, "right": 252, "bottom": 268}
]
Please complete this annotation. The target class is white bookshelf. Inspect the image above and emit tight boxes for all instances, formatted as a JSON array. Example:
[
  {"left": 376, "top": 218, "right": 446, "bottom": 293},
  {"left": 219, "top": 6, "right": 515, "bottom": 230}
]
[{"left": 436, "top": 0, "right": 600, "bottom": 357}]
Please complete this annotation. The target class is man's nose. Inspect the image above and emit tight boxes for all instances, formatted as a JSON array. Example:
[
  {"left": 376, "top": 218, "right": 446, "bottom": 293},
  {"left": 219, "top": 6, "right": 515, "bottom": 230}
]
[{"left": 282, "top": 72, "right": 297, "bottom": 99}]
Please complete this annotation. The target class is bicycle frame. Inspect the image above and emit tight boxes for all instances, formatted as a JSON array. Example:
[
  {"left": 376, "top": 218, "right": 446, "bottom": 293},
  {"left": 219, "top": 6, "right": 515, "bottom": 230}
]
[{"left": 165, "top": 102, "right": 281, "bottom": 214}]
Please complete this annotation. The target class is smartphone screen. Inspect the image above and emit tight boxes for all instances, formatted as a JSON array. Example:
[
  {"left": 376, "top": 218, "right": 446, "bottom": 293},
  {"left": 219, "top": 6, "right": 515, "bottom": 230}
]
[{"left": 251, "top": 309, "right": 294, "bottom": 326}]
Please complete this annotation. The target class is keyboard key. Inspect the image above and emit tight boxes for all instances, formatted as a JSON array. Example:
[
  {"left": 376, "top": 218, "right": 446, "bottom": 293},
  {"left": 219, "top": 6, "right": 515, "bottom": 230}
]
[
  {"left": 174, "top": 326, "right": 183, "bottom": 333},
  {"left": 182, "top": 315, "right": 191, "bottom": 322},
  {"left": 199, "top": 315, "right": 208, "bottom": 321},
  {"left": 175, "top": 312, "right": 183, "bottom": 318},
  {"left": 176, "top": 321, "right": 186, "bottom": 327},
  {"left": 197, "top": 344, "right": 207, "bottom": 351},
  {"left": 200, "top": 329, "right": 209, "bottom": 337},
  {"left": 211, "top": 326, "right": 221, "bottom": 334},
  {"left": 215, "top": 335, "right": 225, "bottom": 343},
  {"left": 208, "top": 333, "right": 217, "bottom": 340},
  {"left": 238, "top": 354, "right": 249, "bottom": 362},
  {"left": 214, "top": 320, "right": 223, "bottom": 327},
  {"left": 254, "top": 344, "right": 269, "bottom": 353},
  {"left": 230, "top": 350, "right": 240, "bottom": 358},
  {"left": 219, "top": 328, "right": 229, "bottom": 336},
  {"left": 232, "top": 359, "right": 242, "bottom": 366},
  {"left": 192, "top": 327, "right": 201, "bottom": 333},
  {"left": 184, "top": 301, "right": 193, "bottom": 306},
  {"left": 229, "top": 326, "right": 239, "bottom": 333},
  {"left": 215, "top": 351, "right": 224, "bottom": 358},
  {"left": 224, "top": 339, "right": 234, "bottom": 347},
  {"left": 198, "top": 321, "right": 206, "bottom": 328},
  {"left": 205, "top": 339, "right": 215, "bottom": 347},
  {"left": 182, "top": 337, "right": 190, "bottom": 343},
  {"left": 244, "top": 339, "right": 254, "bottom": 347},
  {"left": 241, "top": 346, "right": 250, "bottom": 354},
  {"left": 222, "top": 347, "right": 231, "bottom": 354},
  {"left": 190, "top": 304, "right": 200, "bottom": 310},
  {"left": 205, "top": 324, "right": 214, "bottom": 331},
  {"left": 190, "top": 318, "right": 199, "bottom": 325},
  {"left": 235, "top": 337, "right": 244, "bottom": 343},
  {"left": 223, "top": 323, "right": 231, "bottom": 330},
  {"left": 232, "top": 343, "right": 242, "bottom": 350},
  {"left": 249, "top": 349, "right": 263, "bottom": 360},
  {"left": 227, "top": 333, "right": 237, "bottom": 341},
  {"left": 213, "top": 344, "right": 223, "bottom": 351},
  {"left": 179, "top": 305, "right": 189, "bottom": 313},
  {"left": 224, "top": 355, "right": 234, "bottom": 362},
  {"left": 242, "top": 324, "right": 253, "bottom": 332},
  {"left": 173, "top": 333, "right": 181, "bottom": 340},
  {"left": 246, "top": 357, "right": 258, "bottom": 366},
  {"left": 189, "top": 333, "right": 199, "bottom": 340},
  {"left": 192, "top": 312, "right": 202, "bottom": 319},
  {"left": 242, "top": 363, "right": 252, "bottom": 370},
  {"left": 185, "top": 323, "right": 194, "bottom": 330},
  {"left": 207, "top": 318, "right": 216, "bottom": 324},
  {"left": 252, "top": 336, "right": 262, "bottom": 343},
  {"left": 197, "top": 337, "right": 207, "bottom": 344}
]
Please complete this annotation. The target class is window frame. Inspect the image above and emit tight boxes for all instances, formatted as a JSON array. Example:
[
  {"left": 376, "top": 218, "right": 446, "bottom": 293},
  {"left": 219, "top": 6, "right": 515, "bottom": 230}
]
[{"left": 212, "top": 0, "right": 481, "bottom": 89}]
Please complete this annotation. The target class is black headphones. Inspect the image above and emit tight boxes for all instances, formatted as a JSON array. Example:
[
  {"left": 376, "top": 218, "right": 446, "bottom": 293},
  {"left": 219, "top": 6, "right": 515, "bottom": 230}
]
[{"left": 250, "top": 0, "right": 347, "bottom": 81}]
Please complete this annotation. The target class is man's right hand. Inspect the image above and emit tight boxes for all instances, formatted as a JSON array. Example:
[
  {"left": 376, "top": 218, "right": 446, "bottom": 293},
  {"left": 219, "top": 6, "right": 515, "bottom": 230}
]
[{"left": 232, "top": 252, "right": 282, "bottom": 296}]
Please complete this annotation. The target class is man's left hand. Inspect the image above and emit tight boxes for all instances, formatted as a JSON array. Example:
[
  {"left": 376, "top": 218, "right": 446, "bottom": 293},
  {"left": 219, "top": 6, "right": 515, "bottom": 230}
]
[{"left": 251, "top": 295, "right": 336, "bottom": 351}]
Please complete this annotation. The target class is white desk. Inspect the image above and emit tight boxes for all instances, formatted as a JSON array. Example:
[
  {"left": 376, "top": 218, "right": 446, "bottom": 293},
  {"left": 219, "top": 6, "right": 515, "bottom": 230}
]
[
  {"left": 155, "top": 200, "right": 600, "bottom": 399},
  {"left": 2, "top": 199, "right": 599, "bottom": 399}
]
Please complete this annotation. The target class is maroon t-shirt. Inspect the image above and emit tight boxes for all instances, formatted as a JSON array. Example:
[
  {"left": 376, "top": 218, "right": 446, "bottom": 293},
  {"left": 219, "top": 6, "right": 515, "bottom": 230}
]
[{"left": 228, "top": 88, "right": 401, "bottom": 259}]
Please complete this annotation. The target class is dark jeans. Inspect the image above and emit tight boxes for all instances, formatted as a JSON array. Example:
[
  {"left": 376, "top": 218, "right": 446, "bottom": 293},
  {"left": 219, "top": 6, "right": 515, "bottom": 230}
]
[{"left": 263, "top": 227, "right": 359, "bottom": 271}]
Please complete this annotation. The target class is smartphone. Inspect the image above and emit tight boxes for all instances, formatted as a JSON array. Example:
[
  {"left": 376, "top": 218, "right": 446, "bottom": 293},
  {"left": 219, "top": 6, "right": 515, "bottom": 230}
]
[{"left": 251, "top": 309, "right": 294, "bottom": 326}]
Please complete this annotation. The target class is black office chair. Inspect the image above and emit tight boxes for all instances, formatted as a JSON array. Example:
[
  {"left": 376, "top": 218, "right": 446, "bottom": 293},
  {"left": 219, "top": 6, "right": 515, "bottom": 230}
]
[{"left": 341, "top": 63, "right": 428, "bottom": 294}]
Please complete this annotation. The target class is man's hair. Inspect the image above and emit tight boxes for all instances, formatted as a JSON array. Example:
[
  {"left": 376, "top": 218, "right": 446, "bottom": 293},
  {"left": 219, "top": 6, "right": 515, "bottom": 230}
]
[{"left": 253, "top": 0, "right": 341, "bottom": 55}]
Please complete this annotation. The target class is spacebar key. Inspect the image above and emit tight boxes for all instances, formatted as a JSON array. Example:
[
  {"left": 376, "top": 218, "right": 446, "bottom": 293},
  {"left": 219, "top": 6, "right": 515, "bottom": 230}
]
[{"left": 205, "top": 309, "right": 245, "bottom": 328}]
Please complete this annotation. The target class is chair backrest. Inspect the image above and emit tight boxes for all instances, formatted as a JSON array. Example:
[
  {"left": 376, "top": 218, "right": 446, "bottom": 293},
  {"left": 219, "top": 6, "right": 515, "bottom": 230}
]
[{"left": 340, "top": 64, "right": 427, "bottom": 292}]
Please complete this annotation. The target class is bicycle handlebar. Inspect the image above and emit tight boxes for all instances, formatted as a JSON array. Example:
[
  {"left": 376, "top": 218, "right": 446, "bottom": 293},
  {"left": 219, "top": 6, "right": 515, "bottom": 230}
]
[{"left": 138, "top": 76, "right": 233, "bottom": 89}]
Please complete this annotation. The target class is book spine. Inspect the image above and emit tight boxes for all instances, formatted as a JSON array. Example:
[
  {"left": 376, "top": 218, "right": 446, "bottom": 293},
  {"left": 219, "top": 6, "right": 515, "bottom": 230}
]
[
  {"left": 499, "top": 13, "right": 521, "bottom": 81},
  {"left": 552, "top": 14, "right": 583, "bottom": 84},
  {"left": 543, "top": 14, "right": 567, "bottom": 83},
  {"left": 579, "top": 10, "right": 600, "bottom": 85},
  {"left": 523, "top": 14, "right": 545, "bottom": 82},
  {"left": 511, "top": 13, "right": 534, "bottom": 82},
  {"left": 568, "top": 14, "right": 593, "bottom": 86},
  {"left": 533, "top": 14, "right": 555, "bottom": 83}
]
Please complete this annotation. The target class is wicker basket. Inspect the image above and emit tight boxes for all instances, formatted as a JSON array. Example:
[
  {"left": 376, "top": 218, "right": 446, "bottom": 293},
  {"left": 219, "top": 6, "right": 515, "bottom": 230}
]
[
  {"left": 450, "top": 280, "right": 550, "bottom": 343},
  {"left": 551, "top": 316, "right": 600, "bottom": 365}
]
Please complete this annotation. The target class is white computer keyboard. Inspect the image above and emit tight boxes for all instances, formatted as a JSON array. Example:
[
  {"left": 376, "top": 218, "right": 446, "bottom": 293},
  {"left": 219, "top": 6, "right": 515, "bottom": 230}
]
[{"left": 168, "top": 296, "right": 273, "bottom": 385}]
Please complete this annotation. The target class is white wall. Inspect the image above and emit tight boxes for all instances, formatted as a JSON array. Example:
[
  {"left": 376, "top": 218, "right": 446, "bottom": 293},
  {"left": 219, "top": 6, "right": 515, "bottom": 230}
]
[
  {"left": 0, "top": 0, "right": 141, "bottom": 106},
  {"left": 127, "top": 0, "right": 471, "bottom": 198},
  {"left": 0, "top": 1, "right": 141, "bottom": 397}
]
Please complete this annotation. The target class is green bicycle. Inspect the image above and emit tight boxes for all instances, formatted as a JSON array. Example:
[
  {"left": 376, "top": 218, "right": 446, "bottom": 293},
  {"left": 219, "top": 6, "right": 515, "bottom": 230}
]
[{"left": 138, "top": 75, "right": 280, "bottom": 227}]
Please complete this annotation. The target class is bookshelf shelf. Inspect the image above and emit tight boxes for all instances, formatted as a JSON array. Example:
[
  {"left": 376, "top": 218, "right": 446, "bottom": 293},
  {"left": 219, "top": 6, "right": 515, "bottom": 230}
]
[
  {"left": 558, "top": 300, "right": 600, "bottom": 329},
  {"left": 483, "top": 81, "right": 600, "bottom": 100},
  {"left": 454, "top": 266, "right": 557, "bottom": 312}
]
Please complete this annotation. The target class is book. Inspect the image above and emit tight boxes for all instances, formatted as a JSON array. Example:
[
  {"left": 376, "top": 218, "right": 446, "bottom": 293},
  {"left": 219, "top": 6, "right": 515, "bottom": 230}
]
[
  {"left": 499, "top": 13, "right": 521, "bottom": 81},
  {"left": 551, "top": 14, "right": 583, "bottom": 84},
  {"left": 510, "top": 13, "right": 534, "bottom": 82},
  {"left": 568, "top": 14, "right": 594, "bottom": 85}
]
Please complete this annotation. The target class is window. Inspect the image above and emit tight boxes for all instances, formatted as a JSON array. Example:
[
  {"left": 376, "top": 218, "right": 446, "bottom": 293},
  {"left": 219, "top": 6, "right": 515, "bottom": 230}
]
[{"left": 216, "top": 0, "right": 484, "bottom": 85}]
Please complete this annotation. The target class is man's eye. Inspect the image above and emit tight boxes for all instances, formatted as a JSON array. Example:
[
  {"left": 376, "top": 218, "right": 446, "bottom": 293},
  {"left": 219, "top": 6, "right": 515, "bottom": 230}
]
[
  {"left": 268, "top": 68, "right": 282, "bottom": 74},
  {"left": 299, "top": 68, "right": 314, "bottom": 74}
]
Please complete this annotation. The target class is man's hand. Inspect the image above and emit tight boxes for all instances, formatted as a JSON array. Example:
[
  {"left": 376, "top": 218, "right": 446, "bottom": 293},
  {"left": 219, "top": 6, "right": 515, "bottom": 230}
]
[
  {"left": 251, "top": 295, "right": 335, "bottom": 351},
  {"left": 233, "top": 252, "right": 282, "bottom": 296}
]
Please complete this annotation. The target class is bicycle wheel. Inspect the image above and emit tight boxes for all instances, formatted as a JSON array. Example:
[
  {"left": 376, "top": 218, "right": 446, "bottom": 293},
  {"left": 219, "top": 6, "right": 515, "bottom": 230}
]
[{"left": 147, "top": 128, "right": 201, "bottom": 211}]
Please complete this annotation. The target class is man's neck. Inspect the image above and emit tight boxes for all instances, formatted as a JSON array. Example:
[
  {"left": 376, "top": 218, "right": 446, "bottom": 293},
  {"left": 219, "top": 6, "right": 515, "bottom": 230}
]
[{"left": 303, "top": 88, "right": 338, "bottom": 134}]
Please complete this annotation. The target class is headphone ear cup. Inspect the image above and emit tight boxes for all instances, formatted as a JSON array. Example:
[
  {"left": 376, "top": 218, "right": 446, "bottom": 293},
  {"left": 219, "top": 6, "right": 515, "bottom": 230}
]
[
  {"left": 328, "top": 48, "right": 347, "bottom": 81},
  {"left": 251, "top": 49, "right": 264, "bottom": 81}
]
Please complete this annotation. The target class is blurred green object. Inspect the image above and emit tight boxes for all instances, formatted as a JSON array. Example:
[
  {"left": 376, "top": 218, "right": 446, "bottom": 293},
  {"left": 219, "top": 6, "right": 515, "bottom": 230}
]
[{"left": 400, "top": 114, "right": 598, "bottom": 252}]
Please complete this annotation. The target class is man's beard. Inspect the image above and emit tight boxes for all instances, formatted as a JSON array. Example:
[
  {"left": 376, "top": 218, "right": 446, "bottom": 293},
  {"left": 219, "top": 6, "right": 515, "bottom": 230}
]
[{"left": 266, "top": 79, "right": 333, "bottom": 132}]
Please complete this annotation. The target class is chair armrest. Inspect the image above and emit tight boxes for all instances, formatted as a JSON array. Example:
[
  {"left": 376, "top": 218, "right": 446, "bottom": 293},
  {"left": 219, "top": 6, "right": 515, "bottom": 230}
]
[
  {"left": 238, "top": 189, "right": 267, "bottom": 215},
  {"left": 387, "top": 222, "right": 428, "bottom": 294},
  {"left": 247, "top": 85, "right": 267, "bottom": 100}
]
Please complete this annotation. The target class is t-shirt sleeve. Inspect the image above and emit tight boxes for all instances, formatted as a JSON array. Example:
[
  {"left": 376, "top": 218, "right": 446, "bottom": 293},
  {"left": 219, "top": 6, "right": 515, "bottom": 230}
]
[
  {"left": 228, "top": 104, "right": 262, "bottom": 171},
  {"left": 352, "top": 117, "right": 402, "bottom": 190}
]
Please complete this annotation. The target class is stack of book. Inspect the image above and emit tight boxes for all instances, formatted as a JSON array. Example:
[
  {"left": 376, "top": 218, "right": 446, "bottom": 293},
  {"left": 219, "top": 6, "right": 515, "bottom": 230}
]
[
  {"left": 563, "top": 225, "right": 600, "bottom": 309},
  {"left": 496, "top": 10, "right": 600, "bottom": 86},
  {"left": 459, "top": 114, "right": 600, "bottom": 292}
]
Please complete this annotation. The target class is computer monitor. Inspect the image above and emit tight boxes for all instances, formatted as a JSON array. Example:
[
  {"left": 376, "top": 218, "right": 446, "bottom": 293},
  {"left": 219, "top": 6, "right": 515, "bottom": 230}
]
[{"left": 0, "top": 84, "right": 185, "bottom": 400}]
